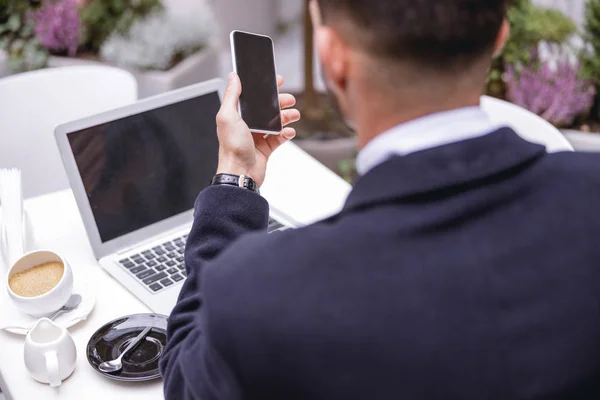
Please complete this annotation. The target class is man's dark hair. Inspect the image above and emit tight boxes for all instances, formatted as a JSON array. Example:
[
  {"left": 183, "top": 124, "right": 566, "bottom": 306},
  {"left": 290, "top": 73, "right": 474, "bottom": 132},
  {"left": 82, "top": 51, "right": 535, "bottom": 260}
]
[{"left": 318, "top": 0, "right": 508, "bottom": 71}]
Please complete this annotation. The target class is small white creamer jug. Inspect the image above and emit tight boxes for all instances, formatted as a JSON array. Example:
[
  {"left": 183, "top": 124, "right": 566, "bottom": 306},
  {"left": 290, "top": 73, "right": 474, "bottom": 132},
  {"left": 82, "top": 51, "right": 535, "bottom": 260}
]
[{"left": 24, "top": 318, "right": 77, "bottom": 387}]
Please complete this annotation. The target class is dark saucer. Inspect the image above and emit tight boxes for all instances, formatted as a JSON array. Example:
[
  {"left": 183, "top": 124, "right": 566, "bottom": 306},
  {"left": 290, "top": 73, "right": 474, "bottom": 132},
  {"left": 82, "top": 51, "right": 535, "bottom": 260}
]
[{"left": 87, "top": 313, "right": 168, "bottom": 381}]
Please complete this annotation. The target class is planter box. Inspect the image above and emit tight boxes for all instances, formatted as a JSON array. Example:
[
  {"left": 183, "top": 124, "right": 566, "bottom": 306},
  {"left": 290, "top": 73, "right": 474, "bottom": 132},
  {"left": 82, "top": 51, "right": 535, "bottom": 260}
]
[
  {"left": 1, "top": 45, "right": 220, "bottom": 98},
  {"left": 49, "top": 45, "right": 220, "bottom": 98},
  {"left": 561, "top": 129, "right": 600, "bottom": 152}
]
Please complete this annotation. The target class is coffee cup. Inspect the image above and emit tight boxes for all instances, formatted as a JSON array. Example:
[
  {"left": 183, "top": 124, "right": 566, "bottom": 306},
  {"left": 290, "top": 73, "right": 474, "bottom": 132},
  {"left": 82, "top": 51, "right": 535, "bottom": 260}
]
[
  {"left": 6, "top": 250, "right": 73, "bottom": 317},
  {"left": 24, "top": 318, "right": 77, "bottom": 387}
]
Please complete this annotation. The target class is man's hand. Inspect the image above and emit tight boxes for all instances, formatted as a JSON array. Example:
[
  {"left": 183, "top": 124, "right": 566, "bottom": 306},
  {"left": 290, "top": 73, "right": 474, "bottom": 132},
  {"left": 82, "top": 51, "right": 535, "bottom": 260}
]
[{"left": 216, "top": 72, "right": 301, "bottom": 187}]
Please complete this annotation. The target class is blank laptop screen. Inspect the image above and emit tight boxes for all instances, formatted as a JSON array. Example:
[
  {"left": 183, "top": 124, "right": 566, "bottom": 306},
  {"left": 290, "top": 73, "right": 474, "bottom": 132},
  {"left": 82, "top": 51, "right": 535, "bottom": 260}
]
[{"left": 67, "top": 92, "right": 221, "bottom": 243}]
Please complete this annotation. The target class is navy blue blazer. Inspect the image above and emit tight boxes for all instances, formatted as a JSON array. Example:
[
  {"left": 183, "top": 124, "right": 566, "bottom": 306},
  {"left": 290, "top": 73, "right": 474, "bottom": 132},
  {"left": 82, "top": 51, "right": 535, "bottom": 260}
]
[{"left": 160, "top": 128, "right": 600, "bottom": 399}]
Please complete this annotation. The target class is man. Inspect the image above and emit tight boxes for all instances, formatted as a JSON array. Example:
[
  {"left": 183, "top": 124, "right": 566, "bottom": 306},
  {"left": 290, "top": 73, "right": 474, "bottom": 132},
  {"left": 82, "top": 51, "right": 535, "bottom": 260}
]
[{"left": 160, "top": 0, "right": 600, "bottom": 398}]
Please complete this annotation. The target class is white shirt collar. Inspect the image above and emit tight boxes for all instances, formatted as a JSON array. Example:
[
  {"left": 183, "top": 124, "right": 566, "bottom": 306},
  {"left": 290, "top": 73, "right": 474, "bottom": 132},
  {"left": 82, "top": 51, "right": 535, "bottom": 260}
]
[{"left": 356, "top": 106, "right": 498, "bottom": 175}]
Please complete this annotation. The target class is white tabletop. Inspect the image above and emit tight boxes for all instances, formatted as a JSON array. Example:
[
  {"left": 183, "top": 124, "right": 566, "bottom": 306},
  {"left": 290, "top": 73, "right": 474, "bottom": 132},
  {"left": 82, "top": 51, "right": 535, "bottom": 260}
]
[
  {"left": 0, "top": 142, "right": 352, "bottom": 400},
  {"left": 0, "top": 190, "right": 163, "bottom": 400}
]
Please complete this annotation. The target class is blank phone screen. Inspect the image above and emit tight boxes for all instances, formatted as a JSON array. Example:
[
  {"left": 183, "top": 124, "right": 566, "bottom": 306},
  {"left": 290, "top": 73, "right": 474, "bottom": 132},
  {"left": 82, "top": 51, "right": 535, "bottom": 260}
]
[{"left": 232, "top": 31, "right": 282, "bottom": 133}]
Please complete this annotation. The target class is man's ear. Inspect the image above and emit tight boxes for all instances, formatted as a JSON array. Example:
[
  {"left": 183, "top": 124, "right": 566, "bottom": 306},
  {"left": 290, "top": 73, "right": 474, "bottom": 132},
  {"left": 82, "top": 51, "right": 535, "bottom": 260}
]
[
  {"left": 315, "top": 26, "right": 348, "bottom": 88},
  {"left": 493, "top": 19, "right": 510, "bottom": 57},
  {"left": 309, "top": 0, "right": 322, "bottom": 27}
]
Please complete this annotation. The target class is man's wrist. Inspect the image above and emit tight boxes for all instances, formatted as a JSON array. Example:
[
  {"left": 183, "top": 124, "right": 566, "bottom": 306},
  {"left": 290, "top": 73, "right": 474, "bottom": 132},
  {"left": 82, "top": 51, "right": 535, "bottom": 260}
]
[
  {"left": 211, "top": 173, "right": 260, "bottom": 193},
  {"left": 217, "top": 162, "right": 253, "bottom": 181}
]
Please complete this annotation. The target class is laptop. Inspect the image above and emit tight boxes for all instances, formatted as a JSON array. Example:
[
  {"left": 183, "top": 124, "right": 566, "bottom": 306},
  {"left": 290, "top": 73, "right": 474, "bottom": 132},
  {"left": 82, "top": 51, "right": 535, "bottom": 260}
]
[{"left": 54, "top": 78, "right": 294, "bottom": 315}]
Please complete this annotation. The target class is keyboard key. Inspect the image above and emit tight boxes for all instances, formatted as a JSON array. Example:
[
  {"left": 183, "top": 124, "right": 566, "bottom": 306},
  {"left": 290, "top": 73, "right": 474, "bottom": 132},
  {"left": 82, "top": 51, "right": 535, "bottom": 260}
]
[
  {"left": 167, "top": 252, "right": 176, "bottom": 259},
  {"left": 176, "top": 256, "right": 184, "bottom": 262},
  {"left": 268, "top": 220, "right": 285, "bottom": 233},
  {"left": 155, "top": 249, "right": 166, "bottom": 255},
  {"left": 181, "top": 270, "right": 188, "bottom": 277},
  {"left": 119, "top": 258, "right": 130, "bottom": 264},
  {"left": 166, "top": 260, "right": 176, "bottom": 267},
  {"left": 171, "top": 273, "right": 183, "bottom": 282},
  {"left": 160, "top": 278, "right": 174, "bottom": 287},
  {"left": 177, "top": 249, "right": 184, "bottom": 256},
  {"left": 149, "top": 283, "right": 162, "bottom": 292},
  {"left": 178, "top": 264, "right": 185, "bottom": 270},
  {"left": 137, "top": 269, "right": 154, "bottom": 279},
  {"left": 120, "top": 260, "right": 135, "bottom": 269},
  {"left": 165, "top": 244, "right": 175, "bottom": 251},
  {"left": 156, "top": 265, "right": 167, "bottom": 272},
  {"left": 142, "top": 250, "right": 152, "bottom": 257},
  {"left": 167, "top": 268, "right": 178, "bottom": 274},
  {"left": 146, "top": 253, "right": 156, "bottom": 259},
  {"left": 157, "top": 256, "right": 167, "bottom": 263},
  {"left": 146, "top": 260, "right": 157, "bottom": 267},
  {"left": 133, "top": 257, "right": 145, "bottom": 265},
  {"left": 143, "top": 272, "right": 167, "bottom": 285},
  {"left": 152, "top": 246, "right": 162, "bottom": 252},
  {"left": 174, "top": 238, "right": 184, "bottom": 245},
  {"left": 183, "top": 234, "right": 189, "bottom": 239},
  {"left": 130, "top": 266, "right": 146, "bottom": 274}
]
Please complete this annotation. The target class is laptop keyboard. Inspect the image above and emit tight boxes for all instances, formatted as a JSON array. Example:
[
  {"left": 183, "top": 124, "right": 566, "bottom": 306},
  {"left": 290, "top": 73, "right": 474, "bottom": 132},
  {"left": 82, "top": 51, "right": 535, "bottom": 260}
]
[
  {"left": 119, "top": 234, "right": 188, "bottom": 294},
  {"left": 118, "top": 218, "right": 288, "bottom": 294},
  {"left": 268, "top": 217, "right": 287, "bottom": 233}
]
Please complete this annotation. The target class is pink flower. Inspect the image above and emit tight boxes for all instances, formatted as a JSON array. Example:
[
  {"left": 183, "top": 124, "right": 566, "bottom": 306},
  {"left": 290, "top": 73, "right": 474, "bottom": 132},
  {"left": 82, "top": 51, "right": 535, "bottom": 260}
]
[
  {"left": 505, "top": 48, "right": 596, "bottom": 127},
  {"left": 34, "top": 0, "right": 81, "bottom": 56}
]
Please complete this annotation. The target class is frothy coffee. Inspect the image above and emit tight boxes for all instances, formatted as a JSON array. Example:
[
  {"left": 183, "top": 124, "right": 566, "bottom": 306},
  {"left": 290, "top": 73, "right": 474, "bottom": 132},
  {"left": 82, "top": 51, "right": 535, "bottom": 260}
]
[{"left": 9, "top": 262, "right": 64, "bottom": 297}]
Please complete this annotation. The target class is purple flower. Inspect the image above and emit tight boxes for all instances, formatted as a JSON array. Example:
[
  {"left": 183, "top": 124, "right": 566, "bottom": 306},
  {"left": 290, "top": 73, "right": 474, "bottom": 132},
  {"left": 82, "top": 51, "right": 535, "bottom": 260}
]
[
  {"left": 34, "top": 0, "right": 81, "bottom": 56},
  {"left": 505, "top": 49, "right": 596, "bottom": 128}
]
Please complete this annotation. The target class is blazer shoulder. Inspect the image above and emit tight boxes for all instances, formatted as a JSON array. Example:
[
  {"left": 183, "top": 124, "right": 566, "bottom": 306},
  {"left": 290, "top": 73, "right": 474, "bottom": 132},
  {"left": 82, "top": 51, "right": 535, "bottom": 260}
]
[{"left": 546, "top": 151, "right": 600, "bottom": 174}]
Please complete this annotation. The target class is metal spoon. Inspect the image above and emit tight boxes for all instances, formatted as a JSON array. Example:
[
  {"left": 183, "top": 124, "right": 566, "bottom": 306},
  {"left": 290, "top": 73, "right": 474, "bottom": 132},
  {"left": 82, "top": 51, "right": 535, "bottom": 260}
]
[
  {"left": 47, "top": 294, "right": 82, "bottom": 321},
  {"left": 98, "top": 327, "right": 153, "bottom": 373}
]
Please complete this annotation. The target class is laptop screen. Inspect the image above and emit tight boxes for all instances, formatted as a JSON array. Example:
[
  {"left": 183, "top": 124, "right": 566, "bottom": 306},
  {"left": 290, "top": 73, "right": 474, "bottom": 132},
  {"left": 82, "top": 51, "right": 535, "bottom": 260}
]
[{"left": 67, "top": 92, "right": 221, "bottom": 243}]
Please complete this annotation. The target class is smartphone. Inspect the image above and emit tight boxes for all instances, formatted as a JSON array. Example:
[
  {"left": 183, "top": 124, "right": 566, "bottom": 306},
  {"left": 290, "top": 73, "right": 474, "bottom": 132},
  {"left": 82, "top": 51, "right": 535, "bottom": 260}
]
[{"left": 230, "top": 30, "right": 283, "bottom": 136}]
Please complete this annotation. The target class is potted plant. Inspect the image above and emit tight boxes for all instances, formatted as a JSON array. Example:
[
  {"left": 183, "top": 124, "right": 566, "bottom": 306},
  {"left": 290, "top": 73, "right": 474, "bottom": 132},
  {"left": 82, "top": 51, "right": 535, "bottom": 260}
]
[
  {"left": 486, "top": 0, "right": 578, "bottom": 99},
  {"left": 95, "top": 0, "right": 219, "bottom": 98},
  {"left": 291, "top": 0, "right": 357, "bottom": 173},
  {"left": 0, "top": 0, "right": 220, "bottom": 98},
  {"left": 504, "top": 46, "right": 595, "bottom": 128}
]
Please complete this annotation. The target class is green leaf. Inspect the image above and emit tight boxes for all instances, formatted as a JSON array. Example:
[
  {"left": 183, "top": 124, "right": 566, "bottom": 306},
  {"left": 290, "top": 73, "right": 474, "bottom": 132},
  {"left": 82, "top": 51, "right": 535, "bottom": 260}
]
[
  {"left": 6, "top": 13, "right": 20, "bottom": 32},
  {"left": 489, "top": 69, "right": 502, "bottom": 81}
]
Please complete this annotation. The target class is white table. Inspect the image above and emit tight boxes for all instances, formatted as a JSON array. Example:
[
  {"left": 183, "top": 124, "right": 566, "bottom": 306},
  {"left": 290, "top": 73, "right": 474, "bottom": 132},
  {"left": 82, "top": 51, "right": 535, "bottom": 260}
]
[{"left": 0, "top": 142, "right": 352, "bottom": 400}]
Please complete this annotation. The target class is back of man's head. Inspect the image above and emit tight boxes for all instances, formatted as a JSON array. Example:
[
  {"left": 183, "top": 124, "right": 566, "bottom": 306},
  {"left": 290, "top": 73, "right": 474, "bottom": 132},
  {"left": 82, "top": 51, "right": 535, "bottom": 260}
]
[
  {"left": 312, "top": 0, "right": 511, "bottom": 142},
  {"left": 318, "top": 0, "right": 508, "bottom": 73}
]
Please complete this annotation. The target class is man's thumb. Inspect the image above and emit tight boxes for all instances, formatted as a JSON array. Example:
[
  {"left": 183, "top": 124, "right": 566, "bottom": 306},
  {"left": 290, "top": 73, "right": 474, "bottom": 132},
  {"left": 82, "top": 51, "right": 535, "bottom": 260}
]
[{"left": 222, "top": 72, "right": 242, "bottom": 110}]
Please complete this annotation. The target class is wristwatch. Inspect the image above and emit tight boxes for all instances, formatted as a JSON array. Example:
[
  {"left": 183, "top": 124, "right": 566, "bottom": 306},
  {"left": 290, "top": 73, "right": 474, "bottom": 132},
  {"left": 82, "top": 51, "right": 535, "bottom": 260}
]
[{"left": 210, "top": 173, "right": 260, "bottom": 194}]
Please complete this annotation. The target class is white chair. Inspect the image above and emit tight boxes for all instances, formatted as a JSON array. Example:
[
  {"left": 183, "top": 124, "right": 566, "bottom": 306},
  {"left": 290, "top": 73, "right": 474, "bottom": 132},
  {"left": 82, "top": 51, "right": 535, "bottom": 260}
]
[
  {"left": 0, "top": 66, "right": 137, "bottom": 198},
  {"left": 480, "top": 95, "right": 574, "bottom": 153}
]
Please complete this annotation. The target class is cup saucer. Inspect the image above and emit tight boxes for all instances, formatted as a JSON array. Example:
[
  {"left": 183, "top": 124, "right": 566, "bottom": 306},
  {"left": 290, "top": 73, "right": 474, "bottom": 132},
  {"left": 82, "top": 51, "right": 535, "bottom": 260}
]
[
  {"left": 87, "top": 313, "right": 168, "bottom": 382},
  {"left": 0, "top": 280, "right": 96, "bottom": 335}
]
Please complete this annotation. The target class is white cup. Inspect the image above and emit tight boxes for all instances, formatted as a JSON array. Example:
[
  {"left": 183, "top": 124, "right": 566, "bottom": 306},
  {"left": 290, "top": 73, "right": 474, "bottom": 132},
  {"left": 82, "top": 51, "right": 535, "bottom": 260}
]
[
  {"left": 24, "top": 318, "right": 77, "bottom": 387},
  {"left": 6, "top": 250, "right": 73, "bottom": 317}
]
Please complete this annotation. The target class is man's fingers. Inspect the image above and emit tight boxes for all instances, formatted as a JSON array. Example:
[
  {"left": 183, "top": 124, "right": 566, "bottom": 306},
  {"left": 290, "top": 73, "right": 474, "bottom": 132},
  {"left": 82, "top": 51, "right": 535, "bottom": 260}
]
[
  {"left": 281, "top": 109, "right": 301, "bottom": 127},
  {"left": 221, "top": 72, "right": 242, "bottom": 111},
  {"left": 279, "top": 93, "right": 296, "bottom": 109},
  {"left": 277, "top": 75, "right": 284, "bottom": 88},
  {"left": 265, "top": 127, "right": 296, "bottom": 153}
]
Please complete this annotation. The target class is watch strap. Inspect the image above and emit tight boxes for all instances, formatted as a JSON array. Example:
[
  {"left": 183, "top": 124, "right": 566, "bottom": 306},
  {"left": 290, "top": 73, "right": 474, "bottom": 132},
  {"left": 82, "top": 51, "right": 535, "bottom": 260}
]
[{"left": 210, "top": 173, "right": 260, "bottom": 193}]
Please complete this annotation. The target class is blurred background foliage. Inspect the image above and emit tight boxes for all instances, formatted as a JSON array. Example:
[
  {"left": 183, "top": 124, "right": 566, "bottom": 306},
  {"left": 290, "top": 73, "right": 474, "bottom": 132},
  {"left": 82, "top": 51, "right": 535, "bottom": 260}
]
[
  {"left": 487, "top": 0, "right": 578, "bottom": 98},
  {"left": 0, "top": 0, "right": 48, "bottom": 71},
  {"left": 79, "top": 0, "right": 162, "bottom": 53}
]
